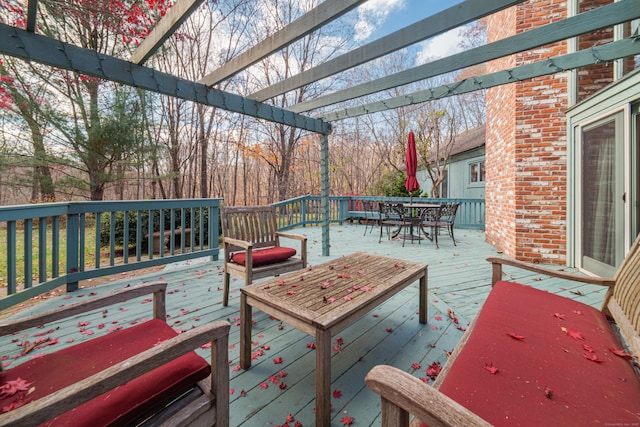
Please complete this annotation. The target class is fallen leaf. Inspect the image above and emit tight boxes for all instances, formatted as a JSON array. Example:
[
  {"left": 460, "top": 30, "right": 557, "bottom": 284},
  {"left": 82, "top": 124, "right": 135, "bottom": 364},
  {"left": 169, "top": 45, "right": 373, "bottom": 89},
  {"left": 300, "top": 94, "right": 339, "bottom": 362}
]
[
  {"left": 273, "top": 357, "right": 283, "bottom": 364},
  {"left": 341, "top": 416, "right": 355, "bottom": 426},
  {"left": 544, "top": 386, "right": 553, "bottom": 399},
  {"left": 583, "top": 353, "right": 604, "bottom": 363},
  {"left": 426, "top": 361, "right": 442, "bottom": 380},
  {"left": 0, "top": 378, "right": 33, "bottom": 398},
  {"left": 608, "top": 347, "right": 633, "bottom": 359},
  {"left": 582, "top": 344, "right": 594, "bottom": 353},
  {"left": 411, "top": 363, "right": 421, "bottom": 370},
  {"left": 562, "top": 327, "right": 584, "bottom": 340},
  {"left": 333, "top": 389, "right": 342, "bottom": 399},
  {"left": 483, "top": 363, "right": 499, "bottom": 374},
  {"left": 553, "top": 313, "right": 565, "bottom": 320},
  {"left": 507, "top": 332, "right": 525, "bottom": 341}
]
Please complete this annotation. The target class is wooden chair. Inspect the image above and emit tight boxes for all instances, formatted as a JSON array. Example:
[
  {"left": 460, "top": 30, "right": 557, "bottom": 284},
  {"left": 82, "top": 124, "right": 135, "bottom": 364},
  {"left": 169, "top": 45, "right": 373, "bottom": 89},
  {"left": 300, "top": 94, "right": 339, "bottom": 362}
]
[
  {"left": 365, "top": 234, "right": 640, "bottom": 427},
  {"left": 0, "top": 282, "right": 230, "bottom": 427},
  {"left": 221, "top": 205, "right": 307, "bottom": 306}
]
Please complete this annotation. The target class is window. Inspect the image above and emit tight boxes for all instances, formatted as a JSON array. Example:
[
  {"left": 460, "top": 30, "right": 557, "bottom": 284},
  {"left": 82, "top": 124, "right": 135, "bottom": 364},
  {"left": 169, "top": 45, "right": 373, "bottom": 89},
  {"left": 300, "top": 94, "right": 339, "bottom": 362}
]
[{"left": 469, "top": 161, "right": 485, "bottom": 184}]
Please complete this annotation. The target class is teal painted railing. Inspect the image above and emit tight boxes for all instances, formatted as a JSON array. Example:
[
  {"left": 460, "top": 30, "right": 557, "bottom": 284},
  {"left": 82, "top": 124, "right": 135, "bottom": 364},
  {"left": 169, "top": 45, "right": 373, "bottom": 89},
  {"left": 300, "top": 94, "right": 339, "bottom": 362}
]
[
  {"left": 273, "top": 196, "right": 485, "bottom": 230},
  {"left": 1, "top": 195, "right": 483, "bottom": 311},
  {"left": 0, "top": 199, "right": 221, "bottom": 311}
]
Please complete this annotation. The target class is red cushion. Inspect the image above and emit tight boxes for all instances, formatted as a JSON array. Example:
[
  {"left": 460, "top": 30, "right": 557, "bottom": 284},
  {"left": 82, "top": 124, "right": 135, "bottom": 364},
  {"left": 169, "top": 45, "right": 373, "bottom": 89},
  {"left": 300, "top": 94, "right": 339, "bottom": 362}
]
[
  {"left": 231, "top": 246, "right": 296, "bottom": 266},
  {"left": 426, "top": 281, "right": 640, "bottom": 426},
  {"left": 0, "top": 319, "right": 210, "bottom": 426}
]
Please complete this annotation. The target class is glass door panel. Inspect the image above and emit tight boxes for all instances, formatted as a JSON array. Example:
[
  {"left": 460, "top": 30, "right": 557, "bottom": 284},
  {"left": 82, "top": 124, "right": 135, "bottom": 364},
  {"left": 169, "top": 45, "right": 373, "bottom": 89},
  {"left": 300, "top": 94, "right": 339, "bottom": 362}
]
[{"left": 580, "top": 112, "right": 625, "bottom": 276}]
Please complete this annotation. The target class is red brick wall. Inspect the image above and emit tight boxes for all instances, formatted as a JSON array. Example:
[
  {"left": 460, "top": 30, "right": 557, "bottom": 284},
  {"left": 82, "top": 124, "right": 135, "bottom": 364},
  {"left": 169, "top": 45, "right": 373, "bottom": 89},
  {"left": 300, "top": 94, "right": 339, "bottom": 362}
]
[
  {"left": 485, "top": 6, "right": 518, "bottom": 257},
  {"left": 486, "top": 0, "right": 617, "bottom": 263}
]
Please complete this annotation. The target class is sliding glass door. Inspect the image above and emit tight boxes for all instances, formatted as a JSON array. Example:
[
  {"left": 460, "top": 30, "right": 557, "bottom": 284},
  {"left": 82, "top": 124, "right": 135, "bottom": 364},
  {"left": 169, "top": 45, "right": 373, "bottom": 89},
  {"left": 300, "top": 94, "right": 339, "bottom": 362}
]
[{"left": 579, "top": 112, "right": 625, "bottom": 276}]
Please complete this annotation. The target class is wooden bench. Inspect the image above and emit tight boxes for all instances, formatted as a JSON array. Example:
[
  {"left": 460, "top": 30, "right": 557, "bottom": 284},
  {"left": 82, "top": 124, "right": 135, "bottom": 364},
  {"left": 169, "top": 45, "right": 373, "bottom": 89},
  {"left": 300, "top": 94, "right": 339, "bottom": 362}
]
[
  {"left": 0, "top": 282, "right": 230, "bottom": 427},
  {"left": 366, "top": 235, "right": 640, "bottom": 427},
  {"left": 221, "top": 205, "right": 307, "bottom": 306}
]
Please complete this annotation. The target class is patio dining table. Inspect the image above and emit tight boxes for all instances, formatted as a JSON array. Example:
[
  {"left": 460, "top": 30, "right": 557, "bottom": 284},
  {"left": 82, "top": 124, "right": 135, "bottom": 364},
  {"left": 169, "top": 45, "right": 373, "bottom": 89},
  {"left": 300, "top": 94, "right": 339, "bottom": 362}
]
[
  {"left": 380, "top": 202, "right": 440, "bottom": 242},
  {"left": 239, "top": 251, "right": 428, "bottom": 427}
]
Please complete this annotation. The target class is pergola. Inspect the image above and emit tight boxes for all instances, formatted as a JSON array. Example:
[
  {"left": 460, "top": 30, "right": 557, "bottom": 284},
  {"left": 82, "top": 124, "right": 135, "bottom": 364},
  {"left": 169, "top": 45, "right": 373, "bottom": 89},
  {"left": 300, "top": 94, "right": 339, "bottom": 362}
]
[{"left": 1, "top": 0, "right": 639, "bottom": 255}]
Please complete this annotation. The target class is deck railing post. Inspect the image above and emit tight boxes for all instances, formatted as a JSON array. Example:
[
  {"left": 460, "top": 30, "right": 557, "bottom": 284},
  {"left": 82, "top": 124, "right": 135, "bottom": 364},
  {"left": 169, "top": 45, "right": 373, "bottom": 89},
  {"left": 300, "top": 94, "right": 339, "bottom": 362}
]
[{"left": 66, "top": 211, "right": 80, "bottom": 292}]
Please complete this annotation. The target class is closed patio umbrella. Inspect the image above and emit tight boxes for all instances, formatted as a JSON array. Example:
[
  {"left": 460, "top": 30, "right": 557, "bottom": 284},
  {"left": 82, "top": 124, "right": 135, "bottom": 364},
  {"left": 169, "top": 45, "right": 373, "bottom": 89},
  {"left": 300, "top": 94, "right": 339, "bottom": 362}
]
[{"left": 405, "top": 131, "right": 420, "bottom": 204}]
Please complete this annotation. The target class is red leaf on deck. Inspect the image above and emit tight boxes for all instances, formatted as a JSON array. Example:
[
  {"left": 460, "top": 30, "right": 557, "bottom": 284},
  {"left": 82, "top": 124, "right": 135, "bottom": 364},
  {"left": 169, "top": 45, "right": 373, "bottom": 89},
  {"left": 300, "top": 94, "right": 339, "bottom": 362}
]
[
  {"left": 286, "top": 290, "right": 297, "bottom": 295},
  {"left": 426, "top": 361, "right": 442, "bottom": 380},
  {"left": 260, "top": 382, "right": 269, "bottom": 389},
  {"left": 273, "top": 357, "right": 283, "bottom": 364},
  {"left": 279, "top": 382, "right": 287, "bottom": 390},
  {"left": 286, "top": 414, "right": 295, "bottom": 422},
  {"left": 434, "top": 315, "right": 442, "bottom": 321},
  {"left": 562, "top": 328, "right": 584, "bottom": 340},
  {"left": 341, "top": 416, "right": 355, "bottom": 426},
  {"left": 385, "top": 327, "right": 393, "bottom": 332},
  {"left": 608, "top": 347, "right": 633, "bottom": 359},
  {"left": 343, "top": 296, "right": 352, "bottom": 301},
  {"left": 411, "top": 363, "right": 421, "bottom": 370},
  {"left": 553, "top": 313, "right": 565, "bottom": 320},
  {"left": 361, "top": 286, "right": 373, "bottom": 291},
  {"left": 336, "top": 337, "right": 344, "bottom": 346},
  {"left": 307, "top": 342, "right": 316, "bottom": 349},
  {"left": 294, "top": 421, "right": 303, "bottom": 427},
  {"left": 583, "top": 353, "right": 604, "bottom": 363},
  {"left": 483, "top": 363, "right": 499, "bottom": 374},
  {"left": 333, "top": 345, "right": 341, "bottom": 352},
  {"left": 507, "top": 332, "right": 525, "bottom": 341},
  {"left": 278, "top": 370, "right": 288, "bottom": 378},
  {"left": 333, "top": 389, "right": 343, "bottom": 399}
]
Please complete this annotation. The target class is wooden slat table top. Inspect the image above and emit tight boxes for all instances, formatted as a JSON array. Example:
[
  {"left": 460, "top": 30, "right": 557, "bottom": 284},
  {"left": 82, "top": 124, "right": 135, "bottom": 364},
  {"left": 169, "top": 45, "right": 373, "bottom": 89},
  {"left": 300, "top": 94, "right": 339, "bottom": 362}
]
[{"left": 241, "top": 251, "right": 427, "bottom": 330}]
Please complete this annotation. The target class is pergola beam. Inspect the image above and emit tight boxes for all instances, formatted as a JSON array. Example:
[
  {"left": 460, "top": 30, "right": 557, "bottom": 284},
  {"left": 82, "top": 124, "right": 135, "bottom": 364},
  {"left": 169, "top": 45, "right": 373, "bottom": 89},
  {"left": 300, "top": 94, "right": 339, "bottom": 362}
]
[
  {"left": 320, "top": 38, "right": 640, "bottom": 121},
  {"left": 198, "top": 0, "right": 367, "bottom": 87},
  {"left": 250, "top": 0, "right": 527, "bottom": 102},
  {"left": 26, "top": 0, "right": 38, "bottom": 32},
  {"left": 290, "top": 0, "right": 639, "bottom": 113},
  {"left": 130, "top": 0, "right": 205, "bottom": 65},
  {"left": 0, "top": 23, "right": 331, "bottom": 135}
]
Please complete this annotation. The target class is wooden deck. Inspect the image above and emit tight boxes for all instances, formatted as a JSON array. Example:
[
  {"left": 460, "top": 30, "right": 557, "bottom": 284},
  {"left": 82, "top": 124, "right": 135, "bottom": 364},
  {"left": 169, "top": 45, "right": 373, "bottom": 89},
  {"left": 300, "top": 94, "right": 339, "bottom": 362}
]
[{"left": 0, "top": 224, "right": 607, "bottom": 426}]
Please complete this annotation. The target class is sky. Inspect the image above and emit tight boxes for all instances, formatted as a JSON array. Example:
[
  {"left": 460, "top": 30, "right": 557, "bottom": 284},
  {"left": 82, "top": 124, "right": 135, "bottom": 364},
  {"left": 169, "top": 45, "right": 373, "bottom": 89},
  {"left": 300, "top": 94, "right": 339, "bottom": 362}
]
[{"left": 353, "top": 0, "right": 466, "bottom": 65}]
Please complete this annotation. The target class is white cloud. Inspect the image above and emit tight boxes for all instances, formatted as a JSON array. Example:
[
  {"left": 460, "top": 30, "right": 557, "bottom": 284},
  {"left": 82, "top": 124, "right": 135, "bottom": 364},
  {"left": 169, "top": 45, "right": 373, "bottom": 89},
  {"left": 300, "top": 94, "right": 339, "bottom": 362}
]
[
  {"left": 353, "top": 0, "right": 405, "bottom": 42},
  {"left": 415, "top": 26, "right": 466, "bottom": 65}
]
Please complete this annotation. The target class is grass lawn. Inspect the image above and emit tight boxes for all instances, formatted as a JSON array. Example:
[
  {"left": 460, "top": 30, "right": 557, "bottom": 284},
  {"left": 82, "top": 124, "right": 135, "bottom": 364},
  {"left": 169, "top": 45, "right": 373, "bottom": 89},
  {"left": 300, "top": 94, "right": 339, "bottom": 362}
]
[{"left": 0, "top": 225, "right": 98, "bottom": 292}]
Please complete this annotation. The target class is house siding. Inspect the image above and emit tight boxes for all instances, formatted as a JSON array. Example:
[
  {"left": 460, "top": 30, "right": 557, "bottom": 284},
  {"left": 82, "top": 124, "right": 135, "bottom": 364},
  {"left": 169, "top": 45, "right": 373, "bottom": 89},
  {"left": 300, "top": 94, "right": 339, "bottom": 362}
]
[{"left": 485, "top": 0, "right": 616, "bottom": 263}]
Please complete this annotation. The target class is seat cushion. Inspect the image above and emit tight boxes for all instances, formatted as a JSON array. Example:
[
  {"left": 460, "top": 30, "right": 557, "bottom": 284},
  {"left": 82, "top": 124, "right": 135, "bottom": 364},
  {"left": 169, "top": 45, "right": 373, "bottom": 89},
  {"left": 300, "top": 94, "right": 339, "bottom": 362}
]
[
  {"left": 431, "top": 281, "right": 640, "bottom": 427},
  {"left": 231, "top": 246, "right": 297, "bottom": 267},
  {"left": 0, "top": 319, "right": 210, "bottom": 426}
]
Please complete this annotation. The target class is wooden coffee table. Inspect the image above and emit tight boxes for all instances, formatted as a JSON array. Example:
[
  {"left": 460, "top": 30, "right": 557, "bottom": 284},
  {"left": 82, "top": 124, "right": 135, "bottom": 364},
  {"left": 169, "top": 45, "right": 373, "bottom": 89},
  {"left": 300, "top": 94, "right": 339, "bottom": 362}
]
[{"left": 240, "top": 251, "right": 428, "bottom": 427}]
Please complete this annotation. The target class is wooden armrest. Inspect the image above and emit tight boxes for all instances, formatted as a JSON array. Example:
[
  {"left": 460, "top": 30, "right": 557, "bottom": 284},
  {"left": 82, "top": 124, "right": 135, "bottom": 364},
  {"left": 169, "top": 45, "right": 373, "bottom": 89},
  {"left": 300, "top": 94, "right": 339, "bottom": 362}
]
[
  {"left": 275, "top": 232, "right": 307, "bottom": 242},
  {"left": 0, "top": 282, "right": 168, "bottom": 336},
  {"left": 223, "top": 237, "right": 253, "bottom": 250},
  {"left": 365, "top": 365, "right": 491, "bottom": 427},
  {"left": 0, "top": 321, "right": 231, "bottom": 427},
  {"left": 486, "top": 256, "right": 615, "bottom": 287}
]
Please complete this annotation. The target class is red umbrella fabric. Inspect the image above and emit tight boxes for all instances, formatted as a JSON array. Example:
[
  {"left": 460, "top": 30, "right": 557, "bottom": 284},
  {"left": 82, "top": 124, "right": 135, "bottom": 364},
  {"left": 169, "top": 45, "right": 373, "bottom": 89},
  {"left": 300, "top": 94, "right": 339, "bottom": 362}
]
[{"left": 405, "top": 131, "right": 420, "bottom": 196}]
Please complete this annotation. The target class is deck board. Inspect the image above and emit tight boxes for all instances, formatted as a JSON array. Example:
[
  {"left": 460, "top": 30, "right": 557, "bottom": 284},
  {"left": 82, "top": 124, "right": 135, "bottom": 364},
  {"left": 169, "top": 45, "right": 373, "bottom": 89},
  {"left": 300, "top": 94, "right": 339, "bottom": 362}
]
[{"left": 0, "top": 224, "right": 605, "bottom": 426}]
